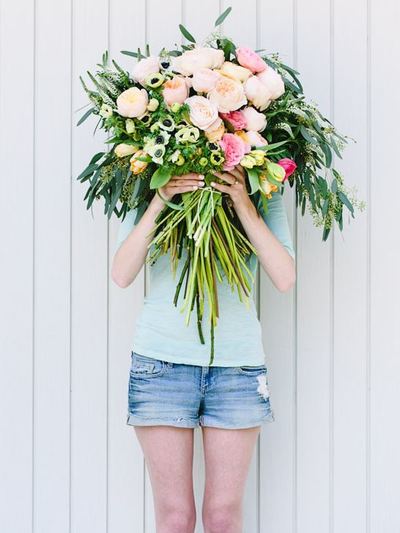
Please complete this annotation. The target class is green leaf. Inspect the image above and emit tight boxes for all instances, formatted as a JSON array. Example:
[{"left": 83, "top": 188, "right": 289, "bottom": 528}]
[
  {"left": 246, "top": 168, "right": 260, "bottom": 195},
  {"left": 322, "top": 225, "right": 331, "bottom": 241},
  {"left": 77, "top": 163, "right": 98, "bottom": 182},
  {"left": 258, "top": 140, "right": 289, "bottom": 152},
  {"left": 156, "top": 188, "right": 185, "bottom": 210},
  {"left": 300, "top": 125, "right": 318, "bottom": 145},
  {"left": 179, "top": 24, "right": 196, "bottom": 43},
  {"left": 337, "top": 191, "right": 354, "bottom": 215},
  {"left": 77, "top": 107, "right": 95, "bottom": 126},
  {"left": 150, "top": 166, "right": 172, "bottom": 189},
  {"left": 215, "top": 6, "right": 232, "bottom": 26},
  {"left": 121, "top": 50, "right": 138, "bottom": 57},
  {"left": 331, "top": 178, "right": 337, "bottom": 193}
]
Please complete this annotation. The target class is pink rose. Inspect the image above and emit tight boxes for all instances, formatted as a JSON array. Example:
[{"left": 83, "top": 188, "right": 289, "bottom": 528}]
[
  {"left": 219, "top": 133, "right": 249, "bottom": 171},
  {"left": 192, "top": 68, "right": 220, "bottom": 93},
  {"left": 277, "top": 158, "right": 297, "bottom": 181},
  {"left": 220, "top": 110, "right": 247, "bottom": 131},
  {"left": 241, "top": 107, "right": 267, "bottom": 132},
  {"left": 162, "top": 76, "right": 189, "bottom": 106},
  {"left": 236, "top": 47, "right": 267, "bottom": 74}
]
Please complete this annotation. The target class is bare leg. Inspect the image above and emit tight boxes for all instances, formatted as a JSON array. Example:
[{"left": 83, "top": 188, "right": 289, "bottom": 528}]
[
  {"left": 201, "top": 426, "right": 261, "bottom": 533},
  {"left": 134, "top": 426, "right": 196, "bottom": 533}
]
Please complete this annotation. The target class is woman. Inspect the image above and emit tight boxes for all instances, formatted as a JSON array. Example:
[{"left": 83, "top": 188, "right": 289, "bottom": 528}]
[{"left": 111, "top": 165, "right": 296, "bottom": 533}]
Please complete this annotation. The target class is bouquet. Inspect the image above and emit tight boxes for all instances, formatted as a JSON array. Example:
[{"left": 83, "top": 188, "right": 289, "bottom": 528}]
[{"left": 77, "top": 7, "right": 365, "bottom": 364}]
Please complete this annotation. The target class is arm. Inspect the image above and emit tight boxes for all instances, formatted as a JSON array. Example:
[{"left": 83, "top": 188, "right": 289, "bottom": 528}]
[
  {"left": 111, "top": 172, "right": 205, "bottom": 288},
  {"left": 211, "top": 166, "right": 296, "bottom": 292}
]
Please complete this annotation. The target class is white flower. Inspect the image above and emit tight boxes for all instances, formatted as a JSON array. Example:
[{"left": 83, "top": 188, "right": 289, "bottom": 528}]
[
  {"left": 185, "top": 95, "right": 219, "bottom": 130},
  {"left": 132, "top": 56, "right": 160, "bottom": 86},
  {"left": 99, "top": 103, "right": 113, "bottom": 118},
  {"left": 172, "top": 47, "right": 224, "bottom": 76}
]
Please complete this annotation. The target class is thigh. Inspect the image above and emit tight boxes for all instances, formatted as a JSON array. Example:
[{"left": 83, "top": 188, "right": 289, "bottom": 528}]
[
  {"left": 201, "top": 425, "right": 260, "bottom": 509},
  {"left": 134, "top": 426, "right": 196, "bottom": 520}
]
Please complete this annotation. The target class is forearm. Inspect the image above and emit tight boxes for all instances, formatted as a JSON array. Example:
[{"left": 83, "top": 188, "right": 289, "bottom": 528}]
[
  {"left": 111, "top": 194, "right": 165, "bottom": 288},
  {"left": 234, "top": 199, "right": 296, "bottom": 292}
]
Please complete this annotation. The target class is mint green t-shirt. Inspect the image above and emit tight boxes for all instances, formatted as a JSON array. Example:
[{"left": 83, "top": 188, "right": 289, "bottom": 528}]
[{"left": 115, "top": 191, "right": 295, "bottom": 367}]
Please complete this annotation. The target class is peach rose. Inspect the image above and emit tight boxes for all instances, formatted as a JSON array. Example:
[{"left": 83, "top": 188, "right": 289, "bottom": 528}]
[
  {"left": 129, "top": 150, "right": 148, "bottom": 174},
  {"left": 132, "top": 56, "right": 160, "bottom": 86},
  {"left": 115, "top": 143, "right": 138, "bottom": 158},
  {"left": 172, "top": 47, "right": 224, "bottom": 76},
  {"left": 244, "top": 76, "right": 271, "bottom": 111},
  {"left": 236, "top": 47, "right": 267, "bottom": 74},
  {"left": 257, "top": 68, "right": 285, "bottom": 100},
  {"left": 241, "top": 107, "right": 267, "bottom": 131},
  {"left": 238, "top": 130, "right": 268, "bottom": 147},
  {"left": 192, "top": 68, "right": 220, "bottom": 93},
  {"left": 162, "top": 76, "right": 189, "bottom": 106},
  {"left": 208, "top": 76, "right": 247, "bottom": 113},
  {"left": 185, "top": 95, "right": 219, "bottom": 130},
  {"left": 116, "top": 87, "right": 149, "bottom": 118},
  {"left": 219, "top": 61, "right": 252, "bottom": 82},
  {"left": 205, "top": 117, "right": 225, "bottom": 142}
]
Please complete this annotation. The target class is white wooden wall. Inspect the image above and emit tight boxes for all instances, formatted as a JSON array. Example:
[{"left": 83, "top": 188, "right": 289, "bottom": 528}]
[{"left": 1, "top": 0, "right": 399, "bottom": 532}]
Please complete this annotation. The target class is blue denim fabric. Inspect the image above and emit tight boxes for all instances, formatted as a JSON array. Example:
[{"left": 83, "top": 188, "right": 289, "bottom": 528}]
[{"left": 127, "top": 351, "right": 275, "bottom": 429}]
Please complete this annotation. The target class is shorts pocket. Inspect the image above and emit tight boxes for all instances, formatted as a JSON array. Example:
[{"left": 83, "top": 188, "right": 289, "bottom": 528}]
[
  {"left": 236, "top": 364, "right": 267, "bottom": 375},
  {"left": 130, "top": 351, "right": 166, "bottom": 377}
]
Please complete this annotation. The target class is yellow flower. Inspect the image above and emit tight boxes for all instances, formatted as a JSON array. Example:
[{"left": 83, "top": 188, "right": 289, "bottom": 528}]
[
  {"left": 251, "top": 150, "right": 265, "bottom": 165},
  {"left": 259, "top": 175, "right": 278, "bottom": 197},
  {"left": 115, "top": 143, "right": 138, "bottom": 158},
  {"left": 130, "top": 150, "right": 149, "bottom": 174},
  {"left": 240, "top": 154, "right": 257, "bottom": 168}
]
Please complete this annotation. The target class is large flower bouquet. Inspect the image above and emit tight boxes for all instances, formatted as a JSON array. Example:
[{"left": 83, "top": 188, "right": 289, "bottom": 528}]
[{"left": 77, "top": 7, "right": 364, "bottom": 364}]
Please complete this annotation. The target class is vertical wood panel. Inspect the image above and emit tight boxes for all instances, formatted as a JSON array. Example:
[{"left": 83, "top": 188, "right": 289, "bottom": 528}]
[
  {"left": 34, "top": 0, "right": 72, "bottom": 531},
  {"left": 258, "top": 0, "right": 297, "bottom": 529},
  {"left": 108, "top": 2, "right": 147, "bottom": 532},
  {"left": 332, "top": 0, "right": 368, "bottom": 531},
  {"left": 0, "top": 0, "right": 34, "bottom": 531},
  {"left": 296, "top": 0, "right": 332, "bottom": 531},
  {"left": 70, "top": 0, "right": 109, "bottom": 531},
  {"left": 370, "top": 0, "right": 400, "bottom": 531}
]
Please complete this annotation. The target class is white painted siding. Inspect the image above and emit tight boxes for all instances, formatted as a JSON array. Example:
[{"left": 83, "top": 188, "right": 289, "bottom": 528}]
[{"left": 1, "top": 0, "right": 399, "bottom": 532}]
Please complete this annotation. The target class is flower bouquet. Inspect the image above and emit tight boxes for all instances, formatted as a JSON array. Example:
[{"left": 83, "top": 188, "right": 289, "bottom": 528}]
[{"left": 77, "top": 7, "right": 364, "bottom": 364}]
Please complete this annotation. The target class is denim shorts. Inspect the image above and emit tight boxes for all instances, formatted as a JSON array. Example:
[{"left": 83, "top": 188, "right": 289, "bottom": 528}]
[{"left": 127, "top": 351, "right": 275, "bottom": 429}]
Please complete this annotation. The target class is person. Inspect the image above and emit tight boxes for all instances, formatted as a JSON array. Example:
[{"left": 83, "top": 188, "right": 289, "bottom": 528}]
[{"left": 111, "top": 165, "right": 296, "bottom": 533}]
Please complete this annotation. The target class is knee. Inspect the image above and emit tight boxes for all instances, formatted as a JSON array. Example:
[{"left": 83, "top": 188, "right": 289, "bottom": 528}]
[
  {"left": 158, "top": 506, "right": 196, "bottom": 533},
  {"left": 202, "top": 502, "right": 241, "bottom": 533}
]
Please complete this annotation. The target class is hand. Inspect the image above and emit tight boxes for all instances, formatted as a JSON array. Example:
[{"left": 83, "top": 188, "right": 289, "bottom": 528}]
[
  {"left": 210, "top": 165, "right": 252, "bottom": 211},
  {"left": 159, "top": 172, "right": 205, "bottom": 202}
]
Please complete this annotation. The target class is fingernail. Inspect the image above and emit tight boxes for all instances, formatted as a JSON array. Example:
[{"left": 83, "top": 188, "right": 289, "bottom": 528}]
[
  {"left": 199, "top": 174, "right": 204, "bottom": 179},
  {"left": 199, "top": 181, "right": 205, "bottom": 186},
  {"left": 193, "top": 185, "right": 198, "bottom": 190},
  {"left": 210, "top": 182, "right": 215, "bottom": 186}
]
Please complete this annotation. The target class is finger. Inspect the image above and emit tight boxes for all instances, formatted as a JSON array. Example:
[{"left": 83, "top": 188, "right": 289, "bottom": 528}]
[
  {"left": 212, "top": 171, "right": 236, "bottom": 185},
  {"left": 172, "top": 184, "right": 202, "bottom": 193},
  {"left": 169, "top": 179, "right": 204, "bottom": 188},
  {"left": 177, "top": 172, "right": 204, "bottom": 180},
  {"left": 228, "top": 168, "right": 244, "bottom": 182},
  {"left": 210, "top": 180, "right": 231, "bottom": 194}
]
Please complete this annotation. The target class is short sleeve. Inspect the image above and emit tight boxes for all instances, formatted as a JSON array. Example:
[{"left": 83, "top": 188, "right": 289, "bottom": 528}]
[
  {"left": 258, "top": 191, "right": 296, "bottom": 259},
  {"left": 114, "top": 208, "right": 138, "bottom": 252}
]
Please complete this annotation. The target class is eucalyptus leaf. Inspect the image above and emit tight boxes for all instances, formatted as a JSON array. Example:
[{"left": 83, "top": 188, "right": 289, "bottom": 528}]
[
  {"left": 77, "top": 107, "right": 95, "bottom": 126},
  {"left": 215, "top": 6, "right": 232, "bottom": 26},
  {"left": 179, "top": 24, "right": 196, "bottom": 43}
]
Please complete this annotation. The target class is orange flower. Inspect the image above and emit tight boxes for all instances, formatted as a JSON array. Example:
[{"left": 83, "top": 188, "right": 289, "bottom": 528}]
[{"left": 130, "top": 150, "right": 148, "bottom": 174}]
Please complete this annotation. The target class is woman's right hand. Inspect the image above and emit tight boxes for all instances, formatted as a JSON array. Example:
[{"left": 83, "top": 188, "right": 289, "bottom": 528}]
[{"left": 158, "top": 172, "right": 205, "bottom": 202}]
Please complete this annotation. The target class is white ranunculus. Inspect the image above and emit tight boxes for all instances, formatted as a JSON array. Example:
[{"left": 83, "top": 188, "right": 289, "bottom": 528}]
[
  {"left": 256, "top": 68, "right": 285, "bottom": 100},
  {"left": 244, "top": 76, "right": 272, "bottom": 111},
  {"left": 132, "top": 56, "right": 160, "bottom": 86},
  {"left": 241, "top": 107, "right": 267, "bottom": 132},
  {"left": 185, "top": 95, "right": 219, "bottom": 130}
]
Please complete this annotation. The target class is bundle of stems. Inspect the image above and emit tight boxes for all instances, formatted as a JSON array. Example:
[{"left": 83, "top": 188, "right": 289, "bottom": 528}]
[{"left": 147, "top": 186, "right": 257, "bottom": 365}]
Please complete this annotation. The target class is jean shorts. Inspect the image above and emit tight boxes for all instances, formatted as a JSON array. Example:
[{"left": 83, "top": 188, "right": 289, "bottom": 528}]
[{"left": 126, "top": 351, "right": 275, "bottom": 429}]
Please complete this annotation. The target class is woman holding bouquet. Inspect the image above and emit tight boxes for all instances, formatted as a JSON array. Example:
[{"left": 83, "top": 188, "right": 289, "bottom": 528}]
[{"left": 111, "top": 164, "right": 295, "bottom": 532}]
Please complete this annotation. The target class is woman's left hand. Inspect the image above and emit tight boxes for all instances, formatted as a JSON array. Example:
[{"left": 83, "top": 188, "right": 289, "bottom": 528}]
[{"left": 210, "top": 165, "right": 252, "bottom": 212}]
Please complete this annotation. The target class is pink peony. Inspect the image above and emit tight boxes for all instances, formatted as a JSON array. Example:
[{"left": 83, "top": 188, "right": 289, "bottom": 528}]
[
  {"left": 219, "top": 133, "right": 249, "bottom": 171},
  {"left": 236, "top": 47, "right": 267, "bottom": 74},
  {"left": 277, "top": 158, "right": 297, "bottom": 181},
  {"left": 220, "top": 110, "right": 247, "bottom": 131}
]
